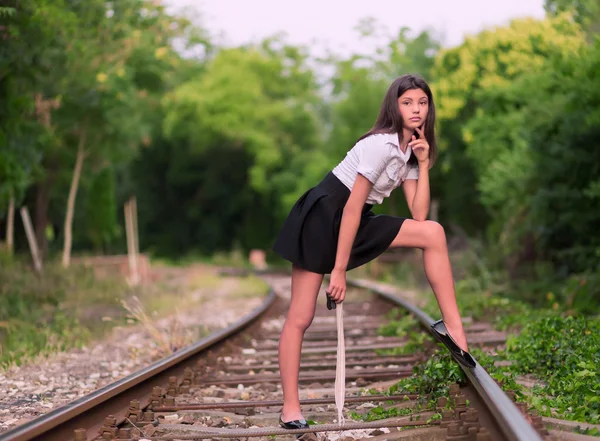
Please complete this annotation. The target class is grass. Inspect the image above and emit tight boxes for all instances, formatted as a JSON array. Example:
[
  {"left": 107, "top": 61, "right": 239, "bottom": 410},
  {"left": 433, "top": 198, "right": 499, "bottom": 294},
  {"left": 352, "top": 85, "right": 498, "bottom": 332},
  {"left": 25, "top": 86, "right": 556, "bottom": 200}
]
[
  {"left": 121, "top": 295, "right": 204, "bottom": 357},
  {"left": 230, "top": 273, "right": 271, "bottom": 298},
  {"left": 0, "top": 254, "right": 128, "bottom": 368}
]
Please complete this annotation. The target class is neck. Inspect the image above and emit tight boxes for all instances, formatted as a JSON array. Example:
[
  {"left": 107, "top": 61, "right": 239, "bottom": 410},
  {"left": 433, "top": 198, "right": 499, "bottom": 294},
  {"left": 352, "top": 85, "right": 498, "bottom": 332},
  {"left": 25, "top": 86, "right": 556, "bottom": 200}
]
[{"left": 400, "top": 128, "right": 414, "bottom": 150}]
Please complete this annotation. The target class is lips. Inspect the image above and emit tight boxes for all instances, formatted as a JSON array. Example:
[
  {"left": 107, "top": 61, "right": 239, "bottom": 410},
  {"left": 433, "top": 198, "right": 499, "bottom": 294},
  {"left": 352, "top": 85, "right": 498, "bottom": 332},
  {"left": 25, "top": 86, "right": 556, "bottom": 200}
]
[{"left": 410, "top": 117, "right": 421, "bottom": 121}]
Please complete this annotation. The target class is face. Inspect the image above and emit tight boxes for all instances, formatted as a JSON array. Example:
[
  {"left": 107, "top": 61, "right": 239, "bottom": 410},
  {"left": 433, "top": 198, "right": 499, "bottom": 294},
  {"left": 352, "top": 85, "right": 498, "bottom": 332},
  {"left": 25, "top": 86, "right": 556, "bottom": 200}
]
[{"left": 397, "top": 88, "right": 429, "bottom": 130}]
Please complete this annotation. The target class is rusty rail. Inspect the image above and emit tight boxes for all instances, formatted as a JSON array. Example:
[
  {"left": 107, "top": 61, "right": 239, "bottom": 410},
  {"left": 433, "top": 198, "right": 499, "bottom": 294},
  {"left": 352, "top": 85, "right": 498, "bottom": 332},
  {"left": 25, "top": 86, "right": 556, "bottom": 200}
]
[{"left": 0, "top": 290, "right": 277, "bottom": 441}]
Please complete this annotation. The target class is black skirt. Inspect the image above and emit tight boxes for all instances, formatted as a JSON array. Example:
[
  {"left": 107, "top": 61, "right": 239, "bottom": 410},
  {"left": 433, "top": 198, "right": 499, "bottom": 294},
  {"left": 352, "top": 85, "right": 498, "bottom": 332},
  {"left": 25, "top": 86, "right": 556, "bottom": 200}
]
[{"left": 272, "top": 172, "right": 406, "bottom": 274}]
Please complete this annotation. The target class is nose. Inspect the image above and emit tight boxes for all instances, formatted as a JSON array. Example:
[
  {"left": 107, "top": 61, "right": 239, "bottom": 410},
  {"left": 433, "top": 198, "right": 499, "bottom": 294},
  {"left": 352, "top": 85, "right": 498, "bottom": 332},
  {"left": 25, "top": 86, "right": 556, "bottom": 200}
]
[{"left": 412, "top": 103, "right": 420, "bottom": 113}]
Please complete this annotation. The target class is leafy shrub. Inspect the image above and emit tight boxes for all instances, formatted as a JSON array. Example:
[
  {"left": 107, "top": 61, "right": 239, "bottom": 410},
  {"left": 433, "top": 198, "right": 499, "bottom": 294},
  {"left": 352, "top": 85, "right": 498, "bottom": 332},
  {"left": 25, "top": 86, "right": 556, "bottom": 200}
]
[{"left": 503, "top": 316, "right": 600, "bottom": 423}]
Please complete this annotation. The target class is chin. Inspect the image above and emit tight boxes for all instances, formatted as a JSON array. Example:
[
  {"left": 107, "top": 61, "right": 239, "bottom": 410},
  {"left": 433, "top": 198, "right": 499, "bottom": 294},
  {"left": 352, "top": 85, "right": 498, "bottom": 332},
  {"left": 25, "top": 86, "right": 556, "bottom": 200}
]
[{"left": 404, "top": 121, "right": 422, "bottom": 129}]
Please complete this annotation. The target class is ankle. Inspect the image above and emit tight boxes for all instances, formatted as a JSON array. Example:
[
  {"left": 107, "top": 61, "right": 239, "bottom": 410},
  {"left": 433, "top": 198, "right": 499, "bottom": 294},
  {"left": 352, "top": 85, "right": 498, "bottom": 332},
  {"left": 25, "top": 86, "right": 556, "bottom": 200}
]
[
  {"left": 443, "top": 319, "right": 463, "bottom": 329},
  {"left": 282, "top": 413, "right": 304, "bottom": 422},
  {"left": 281, "top": 408, "right": 304, "bottom": 421}
]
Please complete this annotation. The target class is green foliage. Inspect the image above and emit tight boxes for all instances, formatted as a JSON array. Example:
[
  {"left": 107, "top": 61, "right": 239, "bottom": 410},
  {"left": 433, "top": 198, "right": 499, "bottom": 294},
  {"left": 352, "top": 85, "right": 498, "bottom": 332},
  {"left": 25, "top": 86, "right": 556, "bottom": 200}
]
[
  {"left": 352, "top": 350, "right": 463, "bottom": 422},
  {"left": 0, "top": 7, "right": 15, "bottom": 17},
  {"left": 376, "top": 310, "right": 436, "bottom": 356},
  {"left": 431, "top": 14, "right": 585, "bottom": 234},
  {"left": 377, "top": 312, "right": 419, "bottom": 337},
  {"left": 545, "top": 0, "right": 600, "bottom": 31},
  {"left": 388, "top": 350, "right": 466, "bottom": 408},
  {"left": 468, "top": 348, "right": 526, "bottom": 400},
  {"left": 502, "top": 316, "right": 600, "bottom": 423},
  {"left": 350, "top": 404, "right": 414, "bottom": 422},
  {"left": 85, "top": 167, "right": 119, "bottom": 251},
  {"left": 0, "top": 258, "right": 127, "bottom": 368},
  {"left": 463, "top": 40, "right": 599, "bottom": 273},
  {"left": 1, "top": 312, "right": 89, "bottom": 368},
  {"left": 138, "top": 38, "right": 326, "bottom": 256},
  {"left": 377, "top": 331, "right": 433, "bottom": 356},
  {"left": 574, "top": 427, "right": 600, "bottom": 436},
  {"left": 162, "top": 40, "right": 322, "bottom": 199}
]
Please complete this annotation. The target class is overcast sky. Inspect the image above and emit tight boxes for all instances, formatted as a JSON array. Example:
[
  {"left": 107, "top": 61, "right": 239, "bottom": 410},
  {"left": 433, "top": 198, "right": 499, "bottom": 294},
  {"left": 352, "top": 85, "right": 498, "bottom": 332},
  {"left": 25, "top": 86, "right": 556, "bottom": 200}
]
[{"left": 166, "top": 0, "right": 546, "bottom": 55}]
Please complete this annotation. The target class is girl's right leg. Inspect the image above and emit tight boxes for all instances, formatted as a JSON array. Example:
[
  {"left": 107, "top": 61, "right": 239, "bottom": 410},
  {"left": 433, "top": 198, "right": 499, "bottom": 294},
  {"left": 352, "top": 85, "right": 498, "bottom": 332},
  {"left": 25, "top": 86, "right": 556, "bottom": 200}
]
[
  {"left": 389, "top": 219, "right": 469, "bottom": 351},
  {"left": 279, "top": 264, "right": 324, "bottom": 422}
]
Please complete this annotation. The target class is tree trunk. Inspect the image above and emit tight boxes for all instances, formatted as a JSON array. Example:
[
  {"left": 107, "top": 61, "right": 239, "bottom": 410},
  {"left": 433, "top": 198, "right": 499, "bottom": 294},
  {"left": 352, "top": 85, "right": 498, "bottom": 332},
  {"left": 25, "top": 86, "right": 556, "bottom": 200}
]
[
  {"left": 6, "top": 192, "right": 14, "bottom": 255},
  {"left": 35, "top": 170, "right": 55, "bottom": 258},
  {"left": 62, "top": 131, "right": 87, "bottom": 268},
  {"left": 21, "top": 206, "right": 42, "bottom": 273}
]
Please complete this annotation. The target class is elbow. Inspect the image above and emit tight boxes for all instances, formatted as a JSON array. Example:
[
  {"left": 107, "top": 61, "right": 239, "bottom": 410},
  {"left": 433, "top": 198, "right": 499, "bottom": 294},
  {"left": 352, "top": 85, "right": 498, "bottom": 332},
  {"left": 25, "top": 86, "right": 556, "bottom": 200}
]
[
  {"left": 410, "top": 210, "right": 428, "bottom": 222},
  {"left": 409, "top": 204, "right": 429, "bottom": 222}
]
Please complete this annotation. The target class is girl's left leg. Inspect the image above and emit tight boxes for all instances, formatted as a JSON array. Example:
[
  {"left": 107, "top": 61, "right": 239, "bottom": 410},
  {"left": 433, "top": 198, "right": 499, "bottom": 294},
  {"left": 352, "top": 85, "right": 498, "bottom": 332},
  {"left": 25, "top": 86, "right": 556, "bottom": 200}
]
[
  {"left": 279, "top": 265, "right": 324, "bottom": 422},
  {"left": 388, "top": 219, "right": 468, "bottom": 351}
]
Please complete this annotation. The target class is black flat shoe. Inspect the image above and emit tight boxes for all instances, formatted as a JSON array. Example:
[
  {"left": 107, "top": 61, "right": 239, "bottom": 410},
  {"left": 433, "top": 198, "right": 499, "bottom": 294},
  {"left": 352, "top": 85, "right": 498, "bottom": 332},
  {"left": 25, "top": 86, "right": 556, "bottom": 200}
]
[
  {"left": 430, "top": 319, "right": 476, "bottom": 368},
  {"left": 279, "top": 415, "right": 309, "bottom": 430}
]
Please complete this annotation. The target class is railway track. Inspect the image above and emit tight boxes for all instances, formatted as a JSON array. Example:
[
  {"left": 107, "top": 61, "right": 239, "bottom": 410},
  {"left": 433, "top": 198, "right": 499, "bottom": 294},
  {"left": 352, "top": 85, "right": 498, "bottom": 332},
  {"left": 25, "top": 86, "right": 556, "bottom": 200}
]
[{"left": 0, "top": 272, "right": 554, "bottom": 441}]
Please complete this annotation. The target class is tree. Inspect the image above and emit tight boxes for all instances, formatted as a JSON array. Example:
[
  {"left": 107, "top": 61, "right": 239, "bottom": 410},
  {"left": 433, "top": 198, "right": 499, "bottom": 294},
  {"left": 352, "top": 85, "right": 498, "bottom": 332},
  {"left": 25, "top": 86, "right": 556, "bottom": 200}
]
[
  {"left": 545, "top": 0, "right": 600, "bottom": 34},
  {"left": 438, "top": 14, "right": 598, "bottom": 274},
  {"left": 0, "top": 0, "right": 71, "bottom": 252},
  {"left": 145, "top": 38, "right": 323, "bottom": 255},
  {"left": 430, "top": 14, "right": 585, "bottom": 233},
  {"left": 45, "top": 0, "right": 191, "bottom": 267}
]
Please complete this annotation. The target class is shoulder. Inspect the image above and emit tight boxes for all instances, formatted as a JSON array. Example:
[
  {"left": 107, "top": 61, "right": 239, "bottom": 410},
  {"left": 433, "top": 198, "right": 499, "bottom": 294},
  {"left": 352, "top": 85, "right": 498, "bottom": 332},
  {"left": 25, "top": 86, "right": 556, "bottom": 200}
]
[{"left": 357, "top": 133, "right": 397, "bottom": 155}]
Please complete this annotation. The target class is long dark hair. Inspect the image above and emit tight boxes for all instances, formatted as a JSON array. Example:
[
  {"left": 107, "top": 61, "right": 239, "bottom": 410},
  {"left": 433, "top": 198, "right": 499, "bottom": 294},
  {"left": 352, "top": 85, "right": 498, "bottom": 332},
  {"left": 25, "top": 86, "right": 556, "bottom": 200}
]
[{"left": 357, "top": 74, "right": 437, "bottom": 167}]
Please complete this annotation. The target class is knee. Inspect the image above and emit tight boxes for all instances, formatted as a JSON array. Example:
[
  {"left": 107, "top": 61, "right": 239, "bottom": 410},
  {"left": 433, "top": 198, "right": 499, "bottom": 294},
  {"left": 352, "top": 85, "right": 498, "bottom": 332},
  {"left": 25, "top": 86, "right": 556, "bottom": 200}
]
[
  {"left": 286, "top": 313, "right": 314, "bottom": 332},
  {"left": 423, "top": 220, "right": 446, "bottom": 247}
]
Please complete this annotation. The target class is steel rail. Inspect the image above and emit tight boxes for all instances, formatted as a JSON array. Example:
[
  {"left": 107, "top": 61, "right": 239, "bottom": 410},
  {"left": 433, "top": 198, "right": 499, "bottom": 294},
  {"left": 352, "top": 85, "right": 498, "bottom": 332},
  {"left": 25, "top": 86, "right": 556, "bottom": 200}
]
[
  {"left": 347, "top": 278, "right": 544, "bottom": 441},
  {"left": 0, "top": 290, "right": 277, "bottom": 441}
]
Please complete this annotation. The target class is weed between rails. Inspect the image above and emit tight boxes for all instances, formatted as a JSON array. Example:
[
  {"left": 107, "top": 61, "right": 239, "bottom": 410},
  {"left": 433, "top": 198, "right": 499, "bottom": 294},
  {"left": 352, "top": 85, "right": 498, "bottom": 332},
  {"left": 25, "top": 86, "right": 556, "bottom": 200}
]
[
  {"left": 351, "top": 350, "right": 465, "bottom": 423},
  {"left": 121, "top": 296, "right": 202, "bottom": 358}
]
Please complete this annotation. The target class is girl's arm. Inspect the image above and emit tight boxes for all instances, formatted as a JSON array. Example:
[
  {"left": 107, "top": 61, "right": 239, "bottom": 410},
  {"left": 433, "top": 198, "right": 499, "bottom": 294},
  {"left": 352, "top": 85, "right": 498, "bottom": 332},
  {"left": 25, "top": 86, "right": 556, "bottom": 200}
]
[
  {"left": 401, "top": 164, "right": 430, "bottom": 221},
  {"left": 402, "top": 127, "right": 431, "bottom": 221},
  {"left": 327, "top": 174, "right": 372, "bottom": 303},
  {"left": 333, "top": 174, "right": 372, "bottom": 271}
]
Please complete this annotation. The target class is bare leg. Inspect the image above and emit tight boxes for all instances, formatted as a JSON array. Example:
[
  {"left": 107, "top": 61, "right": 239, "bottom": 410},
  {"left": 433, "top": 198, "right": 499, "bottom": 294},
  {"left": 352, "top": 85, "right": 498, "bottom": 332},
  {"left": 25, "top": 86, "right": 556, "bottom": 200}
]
[
  {"left": 279, "top": 265, "right": 324, "bottom": 422},
  {"left": 390, "top": 220, "right": 468, "bottom": 351}
]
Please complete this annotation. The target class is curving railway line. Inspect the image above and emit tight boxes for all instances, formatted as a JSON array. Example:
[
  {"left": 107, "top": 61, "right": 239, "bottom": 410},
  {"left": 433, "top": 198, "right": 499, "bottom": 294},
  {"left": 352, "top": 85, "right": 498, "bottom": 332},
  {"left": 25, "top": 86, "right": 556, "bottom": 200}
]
[{"left": 0, "top": 272, "right": 555, "bottom": 441}]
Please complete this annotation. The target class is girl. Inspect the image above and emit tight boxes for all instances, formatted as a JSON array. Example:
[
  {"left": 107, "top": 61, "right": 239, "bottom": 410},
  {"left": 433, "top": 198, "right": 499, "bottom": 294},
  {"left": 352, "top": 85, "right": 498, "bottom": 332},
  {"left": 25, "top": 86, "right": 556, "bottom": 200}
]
[{"left": 272, "top": 74, "right": 475, "bottom": 430}]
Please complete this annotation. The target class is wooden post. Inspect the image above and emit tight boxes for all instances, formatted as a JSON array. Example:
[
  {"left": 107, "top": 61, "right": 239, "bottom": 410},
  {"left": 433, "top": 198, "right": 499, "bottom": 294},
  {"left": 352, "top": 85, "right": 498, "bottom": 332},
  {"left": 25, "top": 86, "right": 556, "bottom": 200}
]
[
  {"left": 20, "top": 206, "right": 42, "bottom": 273},
  {"left": 131, "top": 196, "right": 139, "bottom": 256},
  {"left": 124, "top": 198, "right": 139, "bottom": 285},
  {"left": 6, "top": 193, "right": 14, "bottom": 255}
]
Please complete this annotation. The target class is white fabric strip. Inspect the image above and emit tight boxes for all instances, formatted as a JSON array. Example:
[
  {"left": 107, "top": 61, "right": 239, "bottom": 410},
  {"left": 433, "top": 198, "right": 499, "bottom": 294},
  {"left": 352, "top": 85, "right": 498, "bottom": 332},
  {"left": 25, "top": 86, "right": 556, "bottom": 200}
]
[{"left": 334, "top": 302, "right": 346, "bottom": 426}]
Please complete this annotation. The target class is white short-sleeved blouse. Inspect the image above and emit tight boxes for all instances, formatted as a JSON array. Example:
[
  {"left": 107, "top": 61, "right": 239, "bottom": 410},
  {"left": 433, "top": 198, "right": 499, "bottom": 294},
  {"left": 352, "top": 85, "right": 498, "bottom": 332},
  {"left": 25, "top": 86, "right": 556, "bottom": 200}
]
[{"left": 331, "top": 133, "right": 419, "bottom": 205}]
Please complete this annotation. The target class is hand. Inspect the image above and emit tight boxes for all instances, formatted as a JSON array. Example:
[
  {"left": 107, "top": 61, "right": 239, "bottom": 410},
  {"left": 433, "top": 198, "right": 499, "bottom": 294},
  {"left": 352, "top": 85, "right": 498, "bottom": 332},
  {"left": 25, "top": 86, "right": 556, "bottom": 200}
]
[
  {"left": 408, "top": 124, "right": 430, "bottom": 165},
  {"left": 326, "top": 268, "right": 346, "bottom": 304}
]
